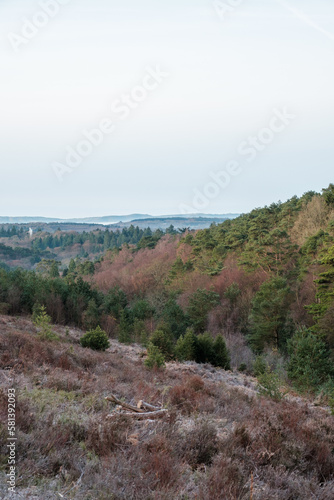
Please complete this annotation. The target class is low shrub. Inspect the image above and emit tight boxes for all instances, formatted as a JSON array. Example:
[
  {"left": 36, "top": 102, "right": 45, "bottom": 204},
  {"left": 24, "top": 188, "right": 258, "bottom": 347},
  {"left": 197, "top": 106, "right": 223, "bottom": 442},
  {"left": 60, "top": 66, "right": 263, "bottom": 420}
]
[
  {"left": 177, "top": 421, "right": 219, "bottom": 468},
  {"left": 287, "top": 329, "right": 334, "bottom": 389},
  {"left": 150, "top": 327, "right": 175, "bottom": 360},
  {"left": 257, "top": 368, "right": 286, "bottom": 401},
  {"left": 33, "top": 305, "right": 58, "bottom": 341},
  {"left": 253, "top": 355, "right": 267, "bottom": 376},
  {"left": 80, "top": 326, "right": 110, "bottom": 351},
  {"left": 144, "top": 343, "right": 165, "bottom": 370}
]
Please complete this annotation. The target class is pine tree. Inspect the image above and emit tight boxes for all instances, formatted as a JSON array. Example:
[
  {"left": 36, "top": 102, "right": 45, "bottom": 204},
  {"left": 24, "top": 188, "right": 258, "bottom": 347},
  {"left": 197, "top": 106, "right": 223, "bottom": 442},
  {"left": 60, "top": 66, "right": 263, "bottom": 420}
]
[
  {"left": 213, "top": 335, "right": 230, "bottom": 369},
  {"left": 248, "top": 277, "right": 292, "bottom": 352},
  {"left": 150, "top": 327, "right": 174, "bottom": 360},
  {"left": 118, "top": 309, "right": 132, "bottom": 344},
  {"left": 175, "top": 328, "right": 196, "bottom": 361}
]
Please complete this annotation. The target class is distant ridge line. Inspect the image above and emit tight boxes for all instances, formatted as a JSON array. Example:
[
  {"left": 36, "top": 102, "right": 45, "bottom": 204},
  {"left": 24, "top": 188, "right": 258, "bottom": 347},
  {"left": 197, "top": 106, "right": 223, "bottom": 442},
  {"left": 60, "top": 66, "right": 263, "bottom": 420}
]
[{"left": 0, "top": 214, "right": 240, "bottom": 225}]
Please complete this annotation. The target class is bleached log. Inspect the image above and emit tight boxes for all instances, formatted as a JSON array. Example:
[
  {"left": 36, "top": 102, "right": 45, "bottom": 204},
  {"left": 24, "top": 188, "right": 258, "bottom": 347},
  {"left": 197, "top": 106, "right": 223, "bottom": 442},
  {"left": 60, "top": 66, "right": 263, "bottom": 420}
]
[
  {"left": 137, "top": 400, "right": 162, "bottom": 411},
  {"left": 105, "top": 395, "right": 146, "bottom": 413},
  {"left": 106, "top": 409, "right": 168, "bottom": 420}
]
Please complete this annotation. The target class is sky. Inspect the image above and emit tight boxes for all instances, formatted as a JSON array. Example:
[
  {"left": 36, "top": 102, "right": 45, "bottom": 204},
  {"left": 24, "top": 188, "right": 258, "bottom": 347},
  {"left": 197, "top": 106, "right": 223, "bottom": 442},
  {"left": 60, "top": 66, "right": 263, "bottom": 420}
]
[{"left": 1, "top": 0, "right": 334, "bottom": 218}]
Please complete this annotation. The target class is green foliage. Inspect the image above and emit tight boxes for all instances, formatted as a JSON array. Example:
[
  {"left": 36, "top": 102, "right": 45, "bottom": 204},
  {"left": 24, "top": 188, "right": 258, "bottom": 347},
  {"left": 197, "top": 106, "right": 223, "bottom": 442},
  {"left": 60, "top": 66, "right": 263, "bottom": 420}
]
[
  {"left": 104, "top": 286, "right": 128, "bottom": 320},
  {"left": 238, "top": 363, "right": 247, "bottom": 372},
  {"left": 253, "top": 355, "right": 267, "bottom": 376},
  {"left": 224, "top": 283, "right": 241, "bottom": 305},
  {"left": 31, "top": 225, "right": 166, "bottom": 255},
  {"left": 137, "top": 229, "right": 164, "bottom": 249},
  {"left": 248, "top": 277, "right": 292, "bottom": 352},
  {"left": 319, "top": 379, "right": 334, "bottom": 415},
  {"left": 36, "top": 259, "right": 61, "bottom": 277},
  {"left": 118, "top": 310, "right": 132, "bottom": 344},
  {"left": 317, "top": 304, "right": 334, "bottom": 348},
  {"left": 131, "top": 299, "right": 153, "bottom": 321},
  {"left": 213, "top": 335, "right": 230, "bottom": 369},
  {"left": 187, "top": 289, "right": 220, "bottom": 332},
  {"left": 32, "top": 302, "right": 44, "bottom": 323},
  {"left": 175, "top": 330, "right": 230, "bottom": 369},
  {"left": 150, "top": 326, "right": 175, "bottom": 360},
  {"left": 257, "top": 368, "right": 286, "bottom": 401},
  {"left": 307, "top": 244, "right": 334, "bottom": 324},
  {"left": 190, "top": 195, "right": 301, "bottom": 274},
  {"left": 195, "top": 332, "right": 216, "bottom": 364},
  {"left": 33, "top": 305, "right": 58, "bottom": 341},
  {"left": 162, "top": 298, "right": 189, "bottom": 339},
  {"left": 83, "top": 299, "right": 100, "bottom": 330},
  {"left": 175, "top": 328, "right": 197, "bottom": 361},
  {"left": 301, "top": 230, "right": 327, "bottom": 257},
  {"left": 169, "top": 257, "right": 194, "bottom": 278},
  {"left": 329, "top": 391, "right": 334, "bottom": 416},
  {"left": 133, "top": 318, "right": 149, "bottom": 346},
  {"left": 322, "top": 183, "right": 334, "bottom": 206},
  {"left": 80, "top": 326, "right": 110, "bottom": 351},
  {"left": 287, "top": 329, "right": 333, "bottom": 389},
  {"left": 144, "top": 343, "right": 165, "bottom": 369}
]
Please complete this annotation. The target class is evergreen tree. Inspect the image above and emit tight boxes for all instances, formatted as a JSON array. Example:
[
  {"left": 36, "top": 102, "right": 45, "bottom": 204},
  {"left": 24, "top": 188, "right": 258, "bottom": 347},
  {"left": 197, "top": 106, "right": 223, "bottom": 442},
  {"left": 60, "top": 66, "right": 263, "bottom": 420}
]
[
  {"left": 287, "top": 329, "right": 334, "bottom": 388},
  {"left": 187, "top": 289, "right": 220, "bottom": 333},
  {"left": 175, "top": 328, "right": 197, "bottom": 361},
  {"left": 118, "top": 309, "right": 132, "bottom": 344},
  {"left": 213, "top": 335, "right": 230, "bottom": 369},
  {"left": 84, "top": 299, "right": 100, "bottom": 330},
  {"left": 248, "top": 277, "right": 292, "bottom": 352},
  {"left": 150, "top": 326, "right": 175, "bottom": 360},
  {"left": 195, "top": 332, "right": 215, "bottom": 364}
]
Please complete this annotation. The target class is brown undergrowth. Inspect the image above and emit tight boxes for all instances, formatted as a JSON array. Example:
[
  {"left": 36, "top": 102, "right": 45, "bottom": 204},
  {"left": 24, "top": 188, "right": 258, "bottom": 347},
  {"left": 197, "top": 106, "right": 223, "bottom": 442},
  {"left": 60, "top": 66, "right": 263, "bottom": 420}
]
[{"left": 0, "top": 315, "right": 334, "bottom": 499}]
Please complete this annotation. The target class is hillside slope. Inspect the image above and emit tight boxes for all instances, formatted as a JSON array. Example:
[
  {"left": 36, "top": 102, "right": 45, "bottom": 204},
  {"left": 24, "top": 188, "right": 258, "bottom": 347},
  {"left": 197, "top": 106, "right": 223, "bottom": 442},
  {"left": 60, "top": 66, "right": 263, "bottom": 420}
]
[{"left": 1, "top": 316, "right": 334, "bottom": 499}]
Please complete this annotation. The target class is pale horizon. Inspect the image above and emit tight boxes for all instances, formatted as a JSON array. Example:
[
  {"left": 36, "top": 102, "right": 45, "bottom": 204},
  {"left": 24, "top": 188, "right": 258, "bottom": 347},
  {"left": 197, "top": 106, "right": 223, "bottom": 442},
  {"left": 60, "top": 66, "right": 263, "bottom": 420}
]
[{"left": 1, "top": 0, "right": 334, "bottom": 217}]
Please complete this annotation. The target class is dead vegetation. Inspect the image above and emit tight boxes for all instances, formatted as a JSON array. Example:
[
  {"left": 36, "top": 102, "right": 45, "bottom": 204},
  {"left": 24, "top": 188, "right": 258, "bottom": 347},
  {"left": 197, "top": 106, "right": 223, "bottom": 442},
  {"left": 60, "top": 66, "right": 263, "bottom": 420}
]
[{"left": 1, "top": 315, "right": 334, "bottom": 499}]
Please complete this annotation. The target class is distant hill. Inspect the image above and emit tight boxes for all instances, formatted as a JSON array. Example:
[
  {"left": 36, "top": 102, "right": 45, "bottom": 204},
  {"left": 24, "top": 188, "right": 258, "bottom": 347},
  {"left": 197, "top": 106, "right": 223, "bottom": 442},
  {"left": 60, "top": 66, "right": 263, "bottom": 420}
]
[{"left": 0, "top": 213, "right": 239, "bottom": 225}]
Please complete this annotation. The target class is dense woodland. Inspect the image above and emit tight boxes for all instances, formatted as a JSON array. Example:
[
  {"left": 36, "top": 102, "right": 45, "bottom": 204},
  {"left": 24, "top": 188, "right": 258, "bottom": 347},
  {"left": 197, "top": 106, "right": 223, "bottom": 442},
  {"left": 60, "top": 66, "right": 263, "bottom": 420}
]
[
  {"left": 2, "top": 186, "right": 334, "bottom": 499},
  {"left": 1, "top": 185, "right": 334, "bottom": 393},
  {"left": 0, "top": 225, "right": 177, "bottom": 268}
]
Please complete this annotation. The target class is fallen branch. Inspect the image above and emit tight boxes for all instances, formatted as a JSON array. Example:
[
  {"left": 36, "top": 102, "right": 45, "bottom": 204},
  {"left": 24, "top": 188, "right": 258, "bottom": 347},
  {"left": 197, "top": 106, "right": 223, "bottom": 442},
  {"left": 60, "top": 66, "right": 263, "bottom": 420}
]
[
  {"left": 105, "top": 395, "right": 146, "bottom": 413},
  {"left": 137, "top": 400, "right": 162, "bottom": 412},
  {"left": 107, "top": 409, "right": 168, "bottom": 420},
  {"left": 105, "top": 394, "right": 167, "bottom": 420}
]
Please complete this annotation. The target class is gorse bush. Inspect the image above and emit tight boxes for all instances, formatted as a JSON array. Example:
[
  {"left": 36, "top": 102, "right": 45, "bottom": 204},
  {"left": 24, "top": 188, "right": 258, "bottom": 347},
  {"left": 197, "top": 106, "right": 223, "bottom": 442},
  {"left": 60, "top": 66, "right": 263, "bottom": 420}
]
[{"left": 80, "top": 326, "right": 110, "bottom": 351}]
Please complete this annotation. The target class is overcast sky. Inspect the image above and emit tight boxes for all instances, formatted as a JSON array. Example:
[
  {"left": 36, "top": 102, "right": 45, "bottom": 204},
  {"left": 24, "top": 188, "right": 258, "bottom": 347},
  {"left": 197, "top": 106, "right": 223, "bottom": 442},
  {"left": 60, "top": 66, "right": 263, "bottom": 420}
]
[{"left": 1, "top": 0, "right": 334, "bottom": 217}]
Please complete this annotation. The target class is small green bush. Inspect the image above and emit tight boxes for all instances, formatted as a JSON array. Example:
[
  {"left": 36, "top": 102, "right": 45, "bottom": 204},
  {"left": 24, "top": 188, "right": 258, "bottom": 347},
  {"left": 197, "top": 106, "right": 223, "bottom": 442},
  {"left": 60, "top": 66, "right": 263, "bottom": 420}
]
[
  {"left": 33, "top": 305, "right": 58, "bottom": 341},
  {"left": 257, "top": 368, "right": 286, "bottom": 401},
  {"left": 80, "top": 326, "right": 110, "bottom": 351},
  {"left": 176, "top": 330, "right": 230, "bottom": 370},
  {"left": 195, "top": 332, "right": 216, "bottom": 364},
  {"left": 287, "top": 330, "right": 333, "bottom": 389},
  {"left": 150, "top": 327, "right": 174, "bottom": 360},
  {"left": 329, "top": 392, "right": 334, "bottom": 416},
  {"left": 253, "top": 355, "right": 267, "bottom": 376},
  {"left": 175, "top": 328, "right": 197, "bottom": 361},
  {"left": 212, "top": 335, "right": 230, "bottom": 370},
  {"left": 144, "top": 343, "right": 165, "bottom": 370}
]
